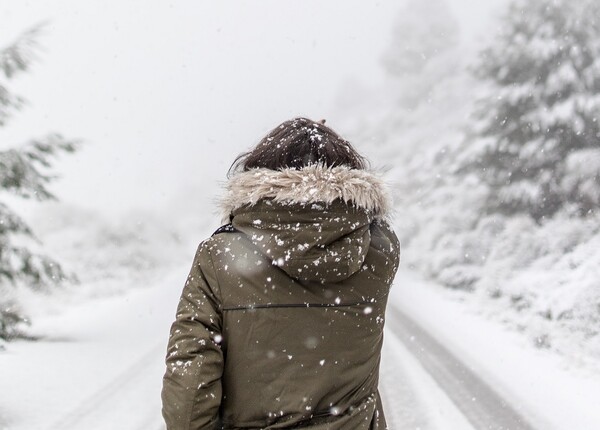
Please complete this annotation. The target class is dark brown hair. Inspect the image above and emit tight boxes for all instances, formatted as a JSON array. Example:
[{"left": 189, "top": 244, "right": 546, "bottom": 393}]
[{"left": 228, "top": 117, "right": 368, "bottom": 176}]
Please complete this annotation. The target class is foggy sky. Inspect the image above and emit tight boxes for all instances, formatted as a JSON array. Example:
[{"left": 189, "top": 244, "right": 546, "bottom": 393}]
[{"left": 1, "top": 0, "right": 506, "bottom": 218}]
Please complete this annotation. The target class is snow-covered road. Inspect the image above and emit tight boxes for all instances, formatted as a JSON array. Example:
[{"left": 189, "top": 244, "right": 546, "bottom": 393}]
[
  {"left": 38, "top": 306, "right": 478, "bottom": 430},
  {"left": 47, "top": 341, "right": 165, "bottom": 430},
  {"left": 33, "top": 269, "right": 475, "bottom": 430},
  {"left": 2, "top": 269, "right": 600, "bottom": 429},
  {"left": 36, "top": 302, "right": 477, "bottom": 430},
  {"left": 385, "top": 306, "right": 534, "bottom": 430}
]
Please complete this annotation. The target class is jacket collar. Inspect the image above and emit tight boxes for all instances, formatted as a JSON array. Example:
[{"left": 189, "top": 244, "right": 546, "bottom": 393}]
[{"left": 220, "top": 164, "right": 392, "bottom": 220}]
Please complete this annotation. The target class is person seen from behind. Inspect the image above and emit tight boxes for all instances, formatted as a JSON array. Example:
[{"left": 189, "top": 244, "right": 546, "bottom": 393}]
[{"left": 161, "top": 117, "right": 400, "bottom": 429}]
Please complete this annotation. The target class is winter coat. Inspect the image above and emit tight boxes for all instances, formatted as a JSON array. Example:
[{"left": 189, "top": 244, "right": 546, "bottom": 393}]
[{"left": 162, "top": 165, "right": 400, "bottom": 429}]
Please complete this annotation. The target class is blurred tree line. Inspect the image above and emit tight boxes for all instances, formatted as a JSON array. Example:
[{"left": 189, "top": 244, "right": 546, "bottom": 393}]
[
  {"left": 0, "top": 25, "right": 79, "bottom": 341},
  {"left": 373, "top": 0, "right": 600, "bottom": 352}
]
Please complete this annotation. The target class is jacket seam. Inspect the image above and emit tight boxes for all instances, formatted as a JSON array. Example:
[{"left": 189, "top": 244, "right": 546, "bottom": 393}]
[
  {"left": 205, "top": 243, "right": 224, "bottom": 313},
  {"left": 222, "top": 298, "right": 382, "bottom": 312},
  {"left": 182, "top": 244, "right": 223, "bottom": 429},
  {"left": 184, "top": 355, "right": 207, "bottom": 430}
]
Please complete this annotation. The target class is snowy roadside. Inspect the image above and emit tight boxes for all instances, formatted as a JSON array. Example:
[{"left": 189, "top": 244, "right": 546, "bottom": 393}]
[
  {"left": 0, "top": 261, "right": 470, "bottom": 430},
  {"left": 380, "top": 329, "right": 476, "bottom": 430},
  {"left": 0, "top": 267, "right": 186, "bottom": 430},
  {"left": 0, "top": 261, "right": 472, "bottom": 430},
  {"left": 2, "top": 265, "right": 599, "bottom": 430},
  {"left": 390, "top": 269, "right": 600, "bottom": 430}
]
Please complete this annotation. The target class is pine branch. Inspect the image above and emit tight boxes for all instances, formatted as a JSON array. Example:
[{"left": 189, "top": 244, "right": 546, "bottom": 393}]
[
  {"left": 0, "top": 302, "right": 31, "bottom": 341},
  {"left": 0, "top": 23, "right": 46, "bottom": 127},
  {"left": 23, "top": 133, "right": 80, "bottom": 167},
  {"left": 0, "top": 84, "right": 25, "bottom": 126},
  {"left": 0, "top": 244, "right": 69, "bottom": 290},
  {"left": 0, "top": 134, "right": 81, "bottom": 200},
  {"left": 0, "top": 201, "right": 33, "bottom": 237},
  {"left": 0, "top": 24, "right": 45, "bottom": 79}
]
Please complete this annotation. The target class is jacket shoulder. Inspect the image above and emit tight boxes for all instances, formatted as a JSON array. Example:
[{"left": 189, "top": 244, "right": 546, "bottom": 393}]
[
  {"left": 197, "top": 225, "right": 245, "bottom": 258},
  {"left": 370, "top": 219, "right": 401, "bottom": 270},
  {"left": 212, "top": 223, "right": 238, "bottom": 236}
]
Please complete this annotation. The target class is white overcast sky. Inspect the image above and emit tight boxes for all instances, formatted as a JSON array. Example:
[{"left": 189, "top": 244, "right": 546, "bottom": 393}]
[{"left": 1, "top": 0, "right": 506, "bottom": 218}]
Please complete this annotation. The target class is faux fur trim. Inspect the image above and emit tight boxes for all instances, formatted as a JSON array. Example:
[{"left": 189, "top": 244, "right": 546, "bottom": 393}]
[{"left": 220, "top": 165, "right": 393, "bottom": 219}]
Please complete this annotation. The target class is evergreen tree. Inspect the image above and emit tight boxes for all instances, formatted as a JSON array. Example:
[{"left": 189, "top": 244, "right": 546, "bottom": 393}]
[
  {"left": 381, "top": 0, "right": 460, "bottom": 110},
  {"left": 0, "top": 25, "right": 79, "bottom": 341},
  {"left": 382, "top": 0, "right": 459, "bottom": 77},
  {"left": 461, "top": 0, "right": 600, "bottom": 221}
]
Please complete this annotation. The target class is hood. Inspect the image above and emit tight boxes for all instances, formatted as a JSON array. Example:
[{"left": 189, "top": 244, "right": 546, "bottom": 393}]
[{"left": 220, "top": 165, "right": 392, "bottom": 283}]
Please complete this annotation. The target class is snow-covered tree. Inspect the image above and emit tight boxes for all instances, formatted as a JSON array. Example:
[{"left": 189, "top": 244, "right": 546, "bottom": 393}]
[
  {"left": 0, "top": 25, "right": 79, "bottom": 341},
  {"left": 461, "top": 0, "right": 600, "bottom": 221},
  {"left": 381, "top": 0, "right": 460, "bottom": 110},
  {"left": 383, "top": 0, "right": 459, "bottom": 77}
]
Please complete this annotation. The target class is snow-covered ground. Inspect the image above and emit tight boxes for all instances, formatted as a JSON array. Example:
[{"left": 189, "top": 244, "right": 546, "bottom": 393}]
[
  {"left": 391, "top": 270, "right": 600, "bottom": 430},
  {"left": 2, "top": 263, "right": 599, "bottom": 430},
  {"left": 4, "top": 1, "right": 599, "bottom": 428},
  {"left": 0, "top": 266, "right": 183, "bottom": 430}
]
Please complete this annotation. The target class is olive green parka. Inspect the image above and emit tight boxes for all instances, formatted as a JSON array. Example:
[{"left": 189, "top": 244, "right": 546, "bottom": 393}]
[{"left": 162, "top": 165, "right": 400, "bottom": 429}]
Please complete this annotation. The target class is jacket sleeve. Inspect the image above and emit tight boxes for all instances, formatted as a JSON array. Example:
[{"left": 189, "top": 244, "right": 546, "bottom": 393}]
[
  {"left": 162, "top": 241, "right": 224, "bottom": 430},
  {"left": 370, "top": 219, "right": 401, "bottom": 283}
]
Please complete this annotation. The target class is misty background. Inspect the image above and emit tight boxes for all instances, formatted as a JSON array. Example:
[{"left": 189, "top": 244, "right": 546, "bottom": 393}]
[
  {"left": 2, "top": 0, "right": 503, "bottom": 216},
  {"left": 2, "top": 0, "right": 600, "bottom": 429}
]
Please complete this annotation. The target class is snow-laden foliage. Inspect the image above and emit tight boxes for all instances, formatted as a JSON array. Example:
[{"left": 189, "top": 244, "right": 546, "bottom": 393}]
[
  {"left": 0, "top": 25, "right": 80, "bottom": 341},
  {"left": 381, "top": 0, "right": 460, "bottom": 111},
  {"left": 1, "top": 135, "right": 78, "bottom": 200},
  {"left": 460, "top": 0, "right": 600, "bottom": 221},
  {"left": 1, "top": 203, "right": 192, "bottom": 344},
  {"left": 0, "top": 25, "right": 42, "bottom": 126},
  {"left": 352, "top": 0, "right": 600, "bottom": 360}
]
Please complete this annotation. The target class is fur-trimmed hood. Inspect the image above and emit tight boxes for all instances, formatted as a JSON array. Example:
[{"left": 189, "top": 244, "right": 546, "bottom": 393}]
[
  {"left": 219, "top": 165, "right": 394, "bottom": 283},
  {"left": 220, "top": 164, "right": 392, "bottom": 220}
]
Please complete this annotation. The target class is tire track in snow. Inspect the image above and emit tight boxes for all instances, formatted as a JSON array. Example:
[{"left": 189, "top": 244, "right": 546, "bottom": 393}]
[
  {"left": 387, "top": 304, "right": 538, "bottom": 430},
  {"left": 381, "top": 332, "right": 475, "bottom": 430},
  {"left": 49, "top": 341, "right": 165, "bottom": 430},
  {"left": 47, "top": 302, "right": 537, "bottom": 430}
]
